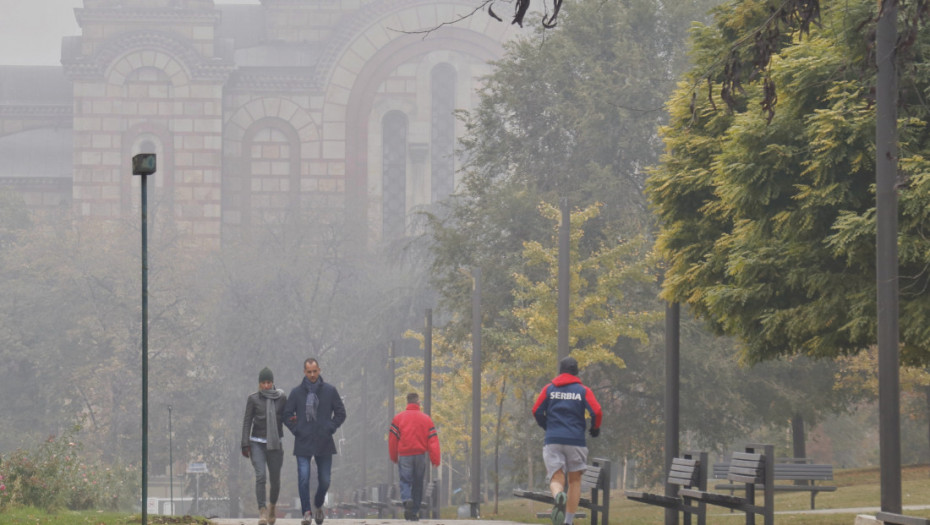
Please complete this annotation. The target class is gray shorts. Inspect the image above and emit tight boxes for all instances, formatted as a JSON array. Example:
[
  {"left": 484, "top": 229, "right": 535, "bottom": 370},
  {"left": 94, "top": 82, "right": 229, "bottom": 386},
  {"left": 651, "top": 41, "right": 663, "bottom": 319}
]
[{"left": 543, "top": 444, "right": 588, "bottom": 481}]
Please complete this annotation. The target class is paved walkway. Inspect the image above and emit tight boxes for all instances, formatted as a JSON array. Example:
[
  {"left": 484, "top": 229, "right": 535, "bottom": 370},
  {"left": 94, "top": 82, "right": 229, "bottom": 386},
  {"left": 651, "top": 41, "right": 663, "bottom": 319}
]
[
  {"left": 210, "top": 518, "right": 526, "bottom": 525},
  {"left": 209, "top": 506, "right": 930, "bottom": 525},
  {"left": 775, "top": 504, "right": 930, "bottom": 515}
]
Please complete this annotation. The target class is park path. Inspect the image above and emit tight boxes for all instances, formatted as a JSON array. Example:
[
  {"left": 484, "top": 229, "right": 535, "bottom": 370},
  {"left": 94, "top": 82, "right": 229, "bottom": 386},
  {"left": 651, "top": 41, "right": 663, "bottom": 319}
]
[
  {"left": 774, "top": 504, "right": 930, "bottom": 515},
  {"left": 209, "top": 505, "right": 930, "bottom": 525},
  {"left": 210, "top": 518, "right": 526, "bottom": 525}
]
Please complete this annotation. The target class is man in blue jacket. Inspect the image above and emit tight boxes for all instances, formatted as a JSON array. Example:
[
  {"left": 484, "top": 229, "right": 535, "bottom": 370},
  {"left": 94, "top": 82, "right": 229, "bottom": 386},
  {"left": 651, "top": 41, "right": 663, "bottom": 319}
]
[
  {"left": 283, "top": 358, "right": 347, "bottom": 525},
  {"left": 531, "top": 356, "right": 602, "bottom": 525}
]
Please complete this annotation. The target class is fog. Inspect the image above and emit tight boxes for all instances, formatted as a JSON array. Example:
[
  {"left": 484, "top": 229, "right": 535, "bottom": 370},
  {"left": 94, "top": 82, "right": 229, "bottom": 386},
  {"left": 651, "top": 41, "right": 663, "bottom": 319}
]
[
  {"left": 0, "top": 0, "right": 925, "bottom": 520},
  {"left": 0, "top": 0, "right": 260, "bottom": 65},
  {"left": 0, "top": 0, "right": 526, "bottom": 517}
]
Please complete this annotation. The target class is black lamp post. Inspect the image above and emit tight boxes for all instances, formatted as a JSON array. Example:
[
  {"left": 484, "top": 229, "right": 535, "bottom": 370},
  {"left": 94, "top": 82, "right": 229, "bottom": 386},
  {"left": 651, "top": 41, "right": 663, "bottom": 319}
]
[
  {"left": 132, "top": 153, "right": 156, "bottom": 525},
  {"left": 168, "top": 404, "right": 174, "bottom": 515},
  {"left": 470, "top": 268, "right": 481, "bottom": 519}
]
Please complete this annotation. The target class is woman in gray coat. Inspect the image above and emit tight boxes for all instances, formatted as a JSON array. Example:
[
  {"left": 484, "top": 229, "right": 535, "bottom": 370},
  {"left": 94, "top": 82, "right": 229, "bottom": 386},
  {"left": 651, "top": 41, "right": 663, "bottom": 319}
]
[{"left": 242, "top": 367, "right": 287, "bottom": 525}]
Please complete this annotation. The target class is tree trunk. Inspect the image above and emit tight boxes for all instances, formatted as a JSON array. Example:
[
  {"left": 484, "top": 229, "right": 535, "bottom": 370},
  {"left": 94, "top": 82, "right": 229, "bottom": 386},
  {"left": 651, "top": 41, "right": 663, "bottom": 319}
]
[
  {"left": 792, "top": 413, "right": 807, "bottom": 486},
  {"left": 792, "top": 412, "right": 806, "bottom": 459},
  {"left": 925, "top": 386, "right": 930, "bottom": 466},
  {"left": 228, "top": 442, "right": 239, "bottom": 518},
  {"left": 493, "top": 379, "right": 506, "bottom": 514}
]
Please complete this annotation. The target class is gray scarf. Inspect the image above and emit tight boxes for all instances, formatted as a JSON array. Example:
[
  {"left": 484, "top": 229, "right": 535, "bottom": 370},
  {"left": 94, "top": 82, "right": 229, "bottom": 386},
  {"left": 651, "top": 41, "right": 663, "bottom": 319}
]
[
  {"left": 303, "top": 376, "right": 321, "bottom": 423},
  {"left": 260, "top": 388, "right": 285, "bottom": 451}
]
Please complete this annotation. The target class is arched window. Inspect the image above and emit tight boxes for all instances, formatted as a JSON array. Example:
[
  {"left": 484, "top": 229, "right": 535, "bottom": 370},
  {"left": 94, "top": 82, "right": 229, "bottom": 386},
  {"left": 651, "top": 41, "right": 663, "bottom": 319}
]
[
  {"left": 430, "top": 63, "right": 457, "bottom": 203},
  {"left": 382, "top": 111, "right": 408, "bottom": 240},
  {"left": 241, "top": 119, "right": 300, "bottom": 231}
]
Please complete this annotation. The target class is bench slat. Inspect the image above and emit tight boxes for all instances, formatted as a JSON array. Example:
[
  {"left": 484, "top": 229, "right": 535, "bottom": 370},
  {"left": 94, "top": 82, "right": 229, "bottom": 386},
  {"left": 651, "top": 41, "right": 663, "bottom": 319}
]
[
  {"left": 714, "top": 463, "right": 833, "bottom": 479},
  {"left": 668, "top": 473, "right": 697, "bottom": 484},
  {"left": 624, "top": 491, "right": 684, "bottom": 510},
  {"left": 875, "top": 512, "right": 930, "bottom": 525},
  {"left": 678, "top": 488, "right": 745, "bottom": 509},
  {"left": 714, "top": 483, "right": 836, "bottom": 492}
]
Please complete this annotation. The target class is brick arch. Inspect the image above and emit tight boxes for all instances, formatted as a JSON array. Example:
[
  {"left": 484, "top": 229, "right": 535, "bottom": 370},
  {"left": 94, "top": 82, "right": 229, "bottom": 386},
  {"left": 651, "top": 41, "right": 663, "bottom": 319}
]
[
  {"left": 225, "top": 97, "right": 319, "bottom": 156},
  {"left": 95, "top": 31, "right": 204, "bottom": 85},
  {"left": 339, "top": 26, "right": 505, "bottom": 241},
  {"left": 316, "top": 0, "right": 509, "bottom": 89},
  {"left": 105, "top": 49, "right": 190, "bottom": 88}
]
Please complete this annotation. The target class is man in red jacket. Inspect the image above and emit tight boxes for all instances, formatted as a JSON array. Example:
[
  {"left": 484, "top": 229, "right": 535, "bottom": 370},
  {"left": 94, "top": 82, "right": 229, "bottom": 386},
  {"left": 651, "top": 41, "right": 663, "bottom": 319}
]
[{"left": 389, "top": 392, "right": 441, "bottom": 521}]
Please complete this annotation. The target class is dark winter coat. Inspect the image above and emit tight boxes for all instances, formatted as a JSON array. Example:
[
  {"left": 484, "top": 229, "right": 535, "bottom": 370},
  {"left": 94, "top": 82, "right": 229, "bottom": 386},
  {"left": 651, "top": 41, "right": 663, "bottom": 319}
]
[{"left": 283, "top": 376, "right": 347, "bottom": 457}]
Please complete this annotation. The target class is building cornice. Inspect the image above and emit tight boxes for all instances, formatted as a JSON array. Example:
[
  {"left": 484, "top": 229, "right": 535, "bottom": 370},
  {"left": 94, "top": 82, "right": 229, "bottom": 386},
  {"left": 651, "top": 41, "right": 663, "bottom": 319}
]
[
  {"left": 74, "top": 8, "right": 221, "bottom": 26},
  {"left": 0, "top": 105, "right": 73, "bottom": 119},
  {"left": 226, "top": 69, "right": 319, "bottom": 92},
  {"left": 62, "top": 30, "right": 235, "bottom": 82},
  {"left": 0, "top": 177, "right": 72, "bottom": 187}
]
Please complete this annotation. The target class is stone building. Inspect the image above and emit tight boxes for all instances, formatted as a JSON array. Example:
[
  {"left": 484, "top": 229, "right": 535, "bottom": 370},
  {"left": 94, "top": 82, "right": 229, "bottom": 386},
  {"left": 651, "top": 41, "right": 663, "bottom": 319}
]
[{"left": 0, "top": 0, "right": 515, "bottom": 247}]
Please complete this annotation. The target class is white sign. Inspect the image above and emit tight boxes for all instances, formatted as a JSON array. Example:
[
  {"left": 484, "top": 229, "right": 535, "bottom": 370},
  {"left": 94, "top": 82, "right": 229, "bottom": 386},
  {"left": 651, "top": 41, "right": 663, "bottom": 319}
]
[{"left": 186, "top": 461, "right": 208, "bottom": 474}]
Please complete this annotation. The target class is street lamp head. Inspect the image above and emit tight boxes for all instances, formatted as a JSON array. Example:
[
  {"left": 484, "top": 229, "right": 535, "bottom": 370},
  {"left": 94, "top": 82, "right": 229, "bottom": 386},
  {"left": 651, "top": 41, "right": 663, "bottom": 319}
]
[{"left": 132, "top": 153, "right": 157, "bottom": 176}]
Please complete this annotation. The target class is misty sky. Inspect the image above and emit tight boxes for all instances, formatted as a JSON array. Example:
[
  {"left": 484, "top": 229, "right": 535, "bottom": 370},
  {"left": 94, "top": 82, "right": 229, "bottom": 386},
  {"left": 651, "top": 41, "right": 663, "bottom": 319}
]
[{"left": 0, "top": 0, "right": 258, "bottom": 66}]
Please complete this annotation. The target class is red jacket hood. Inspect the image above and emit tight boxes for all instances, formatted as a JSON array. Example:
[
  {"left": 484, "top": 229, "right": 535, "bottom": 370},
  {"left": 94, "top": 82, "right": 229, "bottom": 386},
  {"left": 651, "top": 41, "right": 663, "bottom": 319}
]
[{"left": 551, "top": 373, "right": 582, "bottom": 387}]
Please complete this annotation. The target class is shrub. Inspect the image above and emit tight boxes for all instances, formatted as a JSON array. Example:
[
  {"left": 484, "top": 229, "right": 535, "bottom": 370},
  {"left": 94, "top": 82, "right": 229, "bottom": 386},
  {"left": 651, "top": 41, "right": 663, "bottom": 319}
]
[{"left": 0, "top": 424, "right": 138, "bottom": 512}]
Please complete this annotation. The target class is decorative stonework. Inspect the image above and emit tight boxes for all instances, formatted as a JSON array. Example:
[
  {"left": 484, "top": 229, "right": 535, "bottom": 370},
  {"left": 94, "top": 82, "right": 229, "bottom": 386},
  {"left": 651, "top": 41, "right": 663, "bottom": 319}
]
[{"left": 1, "top": 0, "right": 517, "bottom": 247}]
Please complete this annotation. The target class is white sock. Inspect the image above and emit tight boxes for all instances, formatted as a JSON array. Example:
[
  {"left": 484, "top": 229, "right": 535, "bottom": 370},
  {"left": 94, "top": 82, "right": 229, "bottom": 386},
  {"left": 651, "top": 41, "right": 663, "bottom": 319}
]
[{"left": 565, "top": 512, "right": 575, "bottom": 524}]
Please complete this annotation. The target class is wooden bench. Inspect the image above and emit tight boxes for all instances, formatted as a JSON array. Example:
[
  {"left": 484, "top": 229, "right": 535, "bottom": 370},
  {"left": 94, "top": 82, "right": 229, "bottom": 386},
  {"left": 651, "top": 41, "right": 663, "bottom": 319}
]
[
  {"left": 512, "top": 458, "right": 611, "bottom": 525},
  {"left": 335, "top": 489, "right": 365, "bottom": 517},
  {"left": 712, "top": 457, "right": 836, "bottom": 509},
  {"left": 679, "top": 444, "right": 774, "bottom": 525},
  {"left": 625, "top": 451, "right": 708, "bottom": 525},
  {"left": 875, "top": 512, "right": 930, "bottom": 525},
  {"left": 390, "top": 479, "right": 440, "bottom": 519},
  {"left": 358, "top": 483, "right": 394, "bottom": 518}
]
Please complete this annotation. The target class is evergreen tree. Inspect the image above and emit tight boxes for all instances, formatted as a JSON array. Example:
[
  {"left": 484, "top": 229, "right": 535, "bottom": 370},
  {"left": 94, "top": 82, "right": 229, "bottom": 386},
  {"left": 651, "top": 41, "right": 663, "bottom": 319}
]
[{"left": 649, "top": 0, "right": 930, "bottom": 365}]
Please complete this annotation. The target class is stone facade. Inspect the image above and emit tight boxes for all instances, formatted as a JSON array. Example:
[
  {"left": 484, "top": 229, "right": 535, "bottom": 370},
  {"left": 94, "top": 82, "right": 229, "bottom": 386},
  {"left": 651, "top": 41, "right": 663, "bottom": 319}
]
[{"left": 0, "top": 0, "right": 515, "bottom": 248}]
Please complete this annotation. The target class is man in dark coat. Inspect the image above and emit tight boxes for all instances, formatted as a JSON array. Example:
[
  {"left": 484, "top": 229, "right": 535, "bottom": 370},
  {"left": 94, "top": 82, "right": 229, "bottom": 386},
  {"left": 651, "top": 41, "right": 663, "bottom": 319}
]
[{"left": 283, "top": 358, "right": 347, "bottom": 525}]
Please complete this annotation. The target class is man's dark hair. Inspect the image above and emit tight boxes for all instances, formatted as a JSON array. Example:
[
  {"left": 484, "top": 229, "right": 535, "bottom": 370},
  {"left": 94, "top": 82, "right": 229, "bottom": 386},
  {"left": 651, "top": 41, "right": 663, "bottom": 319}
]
[
  {"left": 406, "top": 392, "right": 420, "bottom": 404},
  {"left": 304, "top": 358, "right": 319, "bottom": 368},
  {"left": 559, "top": 356, "right": 579, "bottom": 376}
]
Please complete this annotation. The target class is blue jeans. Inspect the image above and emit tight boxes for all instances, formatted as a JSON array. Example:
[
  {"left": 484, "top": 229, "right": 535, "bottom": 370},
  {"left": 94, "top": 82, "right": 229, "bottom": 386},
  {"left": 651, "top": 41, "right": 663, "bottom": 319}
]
[
  {"left": 398, "top": 454, "right": 427, "bottom": 509},
  {"left": 250, "top": 442, "right": 284, "bottom": 508},
  {"left": 297, "top": 454, "right": 332, "bottom": 514}
]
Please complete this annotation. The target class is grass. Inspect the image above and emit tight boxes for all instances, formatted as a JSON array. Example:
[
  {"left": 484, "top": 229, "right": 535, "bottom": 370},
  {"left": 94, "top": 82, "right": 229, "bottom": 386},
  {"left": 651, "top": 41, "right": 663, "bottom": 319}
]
[
  {"left": 2, "top": 466, "right": 928, "bottom": 524},
  {"left": 0, "top": 507, "right": 209, "bottom": 525},
  {"left": 477, "top": 464, "right": 930, "bottom": 524}
]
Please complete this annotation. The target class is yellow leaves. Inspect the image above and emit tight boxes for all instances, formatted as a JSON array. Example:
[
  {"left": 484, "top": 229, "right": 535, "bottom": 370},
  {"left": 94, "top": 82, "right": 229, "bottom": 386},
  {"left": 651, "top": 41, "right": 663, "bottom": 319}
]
[
  {"left": 834, "top": 346, "right": 930, "bottom": 398},
  {"left": 512, "top": 201, "right": 660, "bottom": 371}
]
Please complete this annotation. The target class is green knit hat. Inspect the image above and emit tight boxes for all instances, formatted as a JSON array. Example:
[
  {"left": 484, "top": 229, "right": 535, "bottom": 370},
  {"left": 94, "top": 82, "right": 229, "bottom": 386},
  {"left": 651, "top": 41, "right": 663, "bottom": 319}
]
[{"left": 258, "top": 367, "right": 274, "bottom": 383}]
